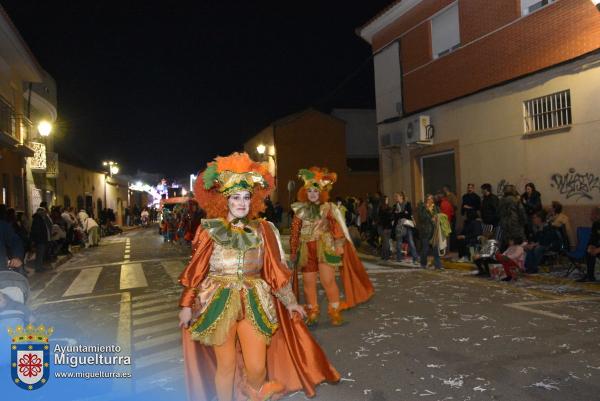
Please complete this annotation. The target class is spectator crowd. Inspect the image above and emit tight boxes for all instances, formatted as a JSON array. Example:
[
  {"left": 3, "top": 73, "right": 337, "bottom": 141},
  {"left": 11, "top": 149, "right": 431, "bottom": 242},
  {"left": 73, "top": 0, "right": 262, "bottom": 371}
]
[
  {"left": 315, "top": 182, "right": 599, "bottom": 284},
  {"left": 0, "top": 202, "right": 156, "bottom": 278}
]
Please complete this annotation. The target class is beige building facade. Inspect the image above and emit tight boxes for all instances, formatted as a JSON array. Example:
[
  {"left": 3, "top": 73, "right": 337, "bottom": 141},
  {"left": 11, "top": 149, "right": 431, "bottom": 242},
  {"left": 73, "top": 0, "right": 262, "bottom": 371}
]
[
  {"left": 379, "top": 53, "right": 600, "bottom": 236},
  {"left": 56, "top": 160, "right": 130, "bottom": 225}
]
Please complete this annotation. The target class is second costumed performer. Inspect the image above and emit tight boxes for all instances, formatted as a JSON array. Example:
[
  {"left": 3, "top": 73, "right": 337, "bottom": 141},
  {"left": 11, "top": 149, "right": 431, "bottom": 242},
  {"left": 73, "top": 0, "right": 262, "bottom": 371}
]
[
  {"left": 290, "top": 167, "right": 374, "bottom": 326},
  {"left": 178, "top": 153, "right": 340, "bottom": 401}
]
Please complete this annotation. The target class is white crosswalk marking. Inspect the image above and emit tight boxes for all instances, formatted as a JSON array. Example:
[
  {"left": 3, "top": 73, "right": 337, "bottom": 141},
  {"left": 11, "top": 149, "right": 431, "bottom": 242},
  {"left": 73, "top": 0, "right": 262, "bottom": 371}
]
[
  {"left": 134, "top": 297, "right": 175, "bottom": 309},
  {"left": 161, "top": 260, "right": 186, "bottom": 284},
  {"left": 134, "top": 311, "right": 174, "bottom": 325},
  {"left": 134, "top": 321, "right": 176, "bottom": 338},
  {"left": 135, "top": 332, "right": 181, "bottom": 351},
  {"left": 135, "top": 348, "right": 180, "bottom": 369},
  {"left": 132, "top": 303, "right": 174, "bottom": 317},
  {"left": 120, "top": 263, "right": 148, "bottom": 289},
  {"left": 62, "top": 267, "right": 102, "bottom": 297}
]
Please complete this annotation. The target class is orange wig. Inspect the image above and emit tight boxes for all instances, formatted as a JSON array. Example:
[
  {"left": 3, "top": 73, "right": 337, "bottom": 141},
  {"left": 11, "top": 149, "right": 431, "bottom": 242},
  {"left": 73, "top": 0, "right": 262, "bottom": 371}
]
[
  {"left": 296, "top": 187, "right": 330, "bottom": 203},
  {"left": 194, "top": 152, "right": 274, "bottom": 219}
]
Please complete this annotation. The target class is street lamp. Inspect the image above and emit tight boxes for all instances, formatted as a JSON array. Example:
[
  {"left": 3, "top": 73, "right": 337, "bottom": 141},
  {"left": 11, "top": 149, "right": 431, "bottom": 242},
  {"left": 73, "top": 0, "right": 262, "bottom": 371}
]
[
  {"left": 37, "top": 120, "right": 52, "bottom": 137},
  {"left": 102, "top": 161, "right": 119, "bottom": 212},
  {"left": 102, "top": 161, "right": 120, "bottom": 177},
  {"left": 256, "top": 144, "right": 266, "bottom": 155}
]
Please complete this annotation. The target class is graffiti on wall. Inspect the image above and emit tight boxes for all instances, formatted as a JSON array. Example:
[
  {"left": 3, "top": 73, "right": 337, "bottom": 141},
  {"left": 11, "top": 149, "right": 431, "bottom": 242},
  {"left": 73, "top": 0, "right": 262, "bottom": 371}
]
[
  {"left": 496, "top": 176, "right": 531, "bottom": 196},
  {"left": 550, "top": 168, "right": 600, "bottom": 201}
]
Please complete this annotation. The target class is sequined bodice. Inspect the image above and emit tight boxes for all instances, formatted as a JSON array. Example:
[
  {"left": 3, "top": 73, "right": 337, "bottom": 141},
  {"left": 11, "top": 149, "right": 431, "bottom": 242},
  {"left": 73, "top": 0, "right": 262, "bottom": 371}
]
[
  {"left": 300, "top": 215, "right": 330, "bottom": 242},
  {"left": 209, "top": 242, "right": 264, "bottom": 277}
]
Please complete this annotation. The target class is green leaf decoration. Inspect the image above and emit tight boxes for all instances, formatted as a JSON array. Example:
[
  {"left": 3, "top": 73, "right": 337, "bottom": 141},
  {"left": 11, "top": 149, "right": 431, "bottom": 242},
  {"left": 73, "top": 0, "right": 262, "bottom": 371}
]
[
  {"left": 298, "top": 168, "right": 315, "bottom": 180},
  {"left": 203, "top": 164, "right": 219, "bottom": 190}
]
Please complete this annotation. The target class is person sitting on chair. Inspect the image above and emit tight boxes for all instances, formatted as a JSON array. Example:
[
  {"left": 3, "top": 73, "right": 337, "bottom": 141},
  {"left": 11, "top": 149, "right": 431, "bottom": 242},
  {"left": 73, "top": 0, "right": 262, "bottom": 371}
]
[
  {"left": 524, "top": 210, "right": 561, "bottom": 274},
  {"left": 577, "top": 206, "right": 600, "bottom": 283}
]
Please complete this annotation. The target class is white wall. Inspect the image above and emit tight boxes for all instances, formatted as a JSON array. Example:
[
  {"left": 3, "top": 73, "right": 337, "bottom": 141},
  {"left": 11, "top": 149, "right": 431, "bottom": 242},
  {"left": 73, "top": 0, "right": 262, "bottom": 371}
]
[
  {"left": 393, "top": 52, "right": 600, "bottom": 206},
  {"left": 374, "top": 42, "right": 402, "bottom": 122},
  {"left": 331, "top": 108, "right": 378, "bottom": 158}
]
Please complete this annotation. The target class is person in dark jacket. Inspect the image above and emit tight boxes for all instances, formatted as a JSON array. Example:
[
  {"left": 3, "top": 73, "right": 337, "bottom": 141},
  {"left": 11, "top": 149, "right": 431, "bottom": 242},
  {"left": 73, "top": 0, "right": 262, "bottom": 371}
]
[
  {"left": 577, "top": 206, "right": 600, "bottom": 282},
  {"left": 1, "top": 209, "right": 24, "bottom": 274},
  {"left": 392, "top": 192, "right": 419, "bottom": 264},
  {"left": 499, "top": 185, "right": 527, "bottom": 248},
  {"left": 378, "top": 196, "right": 393, "bottom": 260},
  {"left": 480, "top": 183, "right": 499, "bottom": 227},
  {"left": 521, "top": 183, "right": 542, "bottom": 217},
  {"left": 524, "top": 210, "right": 561, "bottom": 273},
  {"left": 416, "top": 194, "right": 442, "bottom": 269},
  {"left": 456, "top": 210, "right": 483, "bottom": 262},
  {"left": 461, "top": 183, "right": 481, "bottom": 216},
  {"left": 521, "top": 182, "right": 542, "bottom": 238},
  {"left": 30, "top": 207, "right": 52, "bottom": 272}
]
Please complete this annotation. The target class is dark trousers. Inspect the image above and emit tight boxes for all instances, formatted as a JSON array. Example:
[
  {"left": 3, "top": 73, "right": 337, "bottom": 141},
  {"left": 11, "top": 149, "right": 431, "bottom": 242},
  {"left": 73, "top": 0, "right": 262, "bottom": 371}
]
[
  {"left": 457, "top": 238, "right": 475, "bottom": 259},
  {"left": 378, "top": 227, "right": 391, "bottom": 260},
  {"left": 34, "top": 242, "right": 48, "bottom": 271},
  {"left": 586, "top": 254, "right": 600, "bottom": 280},
  {"left": 475, "top": 257, "right": 492, "bottom": 274},
  {"left": 525, "top": 245, "right": 547, "bottom": 273},
  {"left": 420, "top": 237, "right": 441, "bottom": 268}
]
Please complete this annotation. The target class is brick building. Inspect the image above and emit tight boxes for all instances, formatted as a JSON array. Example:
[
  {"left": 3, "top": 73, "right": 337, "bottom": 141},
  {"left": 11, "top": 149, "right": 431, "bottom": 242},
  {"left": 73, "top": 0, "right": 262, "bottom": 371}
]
[
  {"left": 243, "top": 108, "right": 379, "bottom": 211},
  {"left": 358, "top": 0, "right": 600, "bottom": 236}
]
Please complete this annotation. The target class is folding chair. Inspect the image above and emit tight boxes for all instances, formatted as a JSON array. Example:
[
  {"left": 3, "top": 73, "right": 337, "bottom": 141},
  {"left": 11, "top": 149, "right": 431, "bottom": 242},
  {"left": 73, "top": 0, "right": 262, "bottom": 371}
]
[{"left": 564, "top": 227, "right": 592, "bottom": 278}]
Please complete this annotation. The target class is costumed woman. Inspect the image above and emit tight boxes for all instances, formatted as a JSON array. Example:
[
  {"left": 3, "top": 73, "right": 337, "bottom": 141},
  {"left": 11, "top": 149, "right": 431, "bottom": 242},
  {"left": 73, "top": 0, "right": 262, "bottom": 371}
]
[
  {"left": 178, "top": 153, "right": 340, "bottom": 401},
  {"left": 290, "top": 167, "right": 374, "bottom": 326}
]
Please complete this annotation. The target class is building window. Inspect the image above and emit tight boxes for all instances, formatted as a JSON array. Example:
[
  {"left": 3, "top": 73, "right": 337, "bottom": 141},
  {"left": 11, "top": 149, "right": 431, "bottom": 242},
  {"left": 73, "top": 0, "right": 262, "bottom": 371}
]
[
  {"left": 521, "top": 0, "right": 555, "bottom": 16},
  {"left": 431, "top": 3, "right": 460, "bottom": 59},
  {"left": 523, "top": 90, "right": 572, "bottom": 134}
]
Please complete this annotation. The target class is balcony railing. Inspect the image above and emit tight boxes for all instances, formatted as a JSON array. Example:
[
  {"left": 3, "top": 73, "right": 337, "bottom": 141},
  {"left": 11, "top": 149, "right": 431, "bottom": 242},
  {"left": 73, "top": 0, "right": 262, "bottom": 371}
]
[{"left": 0, "top": 94, "right": 16, "bottom": 138}]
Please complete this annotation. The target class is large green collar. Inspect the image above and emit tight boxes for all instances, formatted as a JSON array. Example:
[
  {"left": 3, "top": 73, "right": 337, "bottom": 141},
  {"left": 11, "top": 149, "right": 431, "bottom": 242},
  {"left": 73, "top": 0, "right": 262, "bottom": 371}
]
[
  {"left": 291, "top": 201, "right": 326, "bottom": 221},
  {"left": 201, "top": 218, "right": 262, "bottom": 252}
]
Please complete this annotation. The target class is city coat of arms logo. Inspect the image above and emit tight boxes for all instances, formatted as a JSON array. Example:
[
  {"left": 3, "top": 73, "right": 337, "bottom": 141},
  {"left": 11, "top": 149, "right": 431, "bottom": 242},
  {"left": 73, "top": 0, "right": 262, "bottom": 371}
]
[{"left": 8, "top": 323, "right": 53, "bottom": 390}]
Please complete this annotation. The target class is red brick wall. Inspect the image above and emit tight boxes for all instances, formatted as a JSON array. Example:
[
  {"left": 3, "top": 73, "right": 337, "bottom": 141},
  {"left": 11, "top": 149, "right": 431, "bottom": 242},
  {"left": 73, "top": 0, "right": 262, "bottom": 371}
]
[
  {"left": 372, "top": 0, "right": 454, "bottom": 51},
  {"left": 459, "top": 0, "right": 519, "bottom": 43},
  {"left": 370, "top": 0, "right": 600, "bottom": 113},
  {"left": 273, "top": 111, "right": 380, "bottom": 209},
  {"left": 401, "top": 23, "right": 431, "bottom": 71}
]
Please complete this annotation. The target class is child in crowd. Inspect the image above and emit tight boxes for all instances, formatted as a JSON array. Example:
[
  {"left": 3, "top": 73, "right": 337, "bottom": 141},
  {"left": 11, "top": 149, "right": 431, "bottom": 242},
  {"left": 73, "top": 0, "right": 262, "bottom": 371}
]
[{"left": 495, "top": 236, "right": 525, "bottom": 282}]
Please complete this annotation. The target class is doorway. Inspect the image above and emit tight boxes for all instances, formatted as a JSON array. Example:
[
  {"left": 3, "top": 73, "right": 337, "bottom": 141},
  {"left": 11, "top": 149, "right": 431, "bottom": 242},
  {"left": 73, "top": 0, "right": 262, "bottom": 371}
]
[{"left": 420, "top": 151, "right": 456, "bottom": 199}]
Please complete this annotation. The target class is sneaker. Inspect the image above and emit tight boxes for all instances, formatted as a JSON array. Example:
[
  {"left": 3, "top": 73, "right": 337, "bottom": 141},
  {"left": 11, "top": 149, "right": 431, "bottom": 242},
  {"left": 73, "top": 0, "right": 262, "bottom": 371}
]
[
  {"left": 457, "top": 257, "right": 470, "bottom": 263},
  {"left": 501, "top": 276, "right": 512, "bottom": 282},
  {"left": 576, "top": 277, "right": 596, "bottom": 283}
]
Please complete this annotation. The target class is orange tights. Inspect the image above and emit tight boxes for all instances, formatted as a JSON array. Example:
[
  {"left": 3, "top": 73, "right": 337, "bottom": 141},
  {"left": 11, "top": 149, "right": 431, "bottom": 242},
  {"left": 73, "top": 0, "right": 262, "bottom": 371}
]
[
  {"left": 213, "top": 319, "right": 267, "bottom": 401},
  {"left": 302, "top": 263, "right": 340, "bottom": 309}
]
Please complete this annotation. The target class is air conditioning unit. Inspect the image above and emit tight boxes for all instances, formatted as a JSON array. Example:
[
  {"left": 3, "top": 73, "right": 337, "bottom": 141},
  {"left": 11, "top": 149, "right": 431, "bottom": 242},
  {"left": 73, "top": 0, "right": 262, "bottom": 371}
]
[
  {"left": 405, "top": 115, "right": 434, "bottom": 144},
  {"left": 380, "top": 131, "right": 403, "bottom": 149}
]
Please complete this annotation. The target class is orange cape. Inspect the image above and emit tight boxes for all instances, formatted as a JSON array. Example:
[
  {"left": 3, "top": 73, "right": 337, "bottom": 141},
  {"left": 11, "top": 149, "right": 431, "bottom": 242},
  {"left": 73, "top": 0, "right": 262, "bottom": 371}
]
[
  {"left": 180, "top": 220, "right": 340, "bottom": 401},
  {"left": 340, "top": 240, "right": 374, "bottom": 308}
]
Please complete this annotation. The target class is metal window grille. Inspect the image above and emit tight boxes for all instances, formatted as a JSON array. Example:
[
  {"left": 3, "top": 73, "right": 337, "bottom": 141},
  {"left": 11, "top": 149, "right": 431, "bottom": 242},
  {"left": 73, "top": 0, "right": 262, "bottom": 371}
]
[
  {"left": 523, "top": 90, "right": 572, "bottom": 134},
  {"left": 522, "top": 0, "right": 555, "bottom": 15}
]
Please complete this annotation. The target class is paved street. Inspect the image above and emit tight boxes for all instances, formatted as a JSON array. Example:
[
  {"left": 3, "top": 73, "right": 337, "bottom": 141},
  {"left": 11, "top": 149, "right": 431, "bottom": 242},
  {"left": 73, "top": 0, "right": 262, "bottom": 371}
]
[{"left": 23, "top": 227, "right": 600, "bottom": 401}]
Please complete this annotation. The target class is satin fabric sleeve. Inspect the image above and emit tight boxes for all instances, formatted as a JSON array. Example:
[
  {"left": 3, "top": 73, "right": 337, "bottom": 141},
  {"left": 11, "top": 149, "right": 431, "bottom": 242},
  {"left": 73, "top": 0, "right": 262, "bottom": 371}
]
[
  {"left": 260, "top": 220, "right": 294, "bottom": 293},
  {"left": 178, "top": 228, "right": 214, "bottom": 308},
  {"left": 289, "top": 216, "right": 302, "bottom": 260},
  {"left": 327, "top": 205, "right": 348, "bottom": 251}
]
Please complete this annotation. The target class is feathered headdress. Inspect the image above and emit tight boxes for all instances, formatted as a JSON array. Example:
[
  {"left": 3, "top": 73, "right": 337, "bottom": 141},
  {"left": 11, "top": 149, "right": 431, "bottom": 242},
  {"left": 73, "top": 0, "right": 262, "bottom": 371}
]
[
  {"left": 298, "top": 167, "right": 337, "bottom": 192},
  {"left": 195, "top": 152, "right": 274, "bottom": 219}
]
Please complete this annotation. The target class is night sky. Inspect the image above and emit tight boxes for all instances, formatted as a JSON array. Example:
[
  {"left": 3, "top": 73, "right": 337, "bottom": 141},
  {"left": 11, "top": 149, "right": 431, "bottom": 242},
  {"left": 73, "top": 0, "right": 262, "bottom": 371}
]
[{"left": 3, "top": 1, "right": 389, "bottom": 181}]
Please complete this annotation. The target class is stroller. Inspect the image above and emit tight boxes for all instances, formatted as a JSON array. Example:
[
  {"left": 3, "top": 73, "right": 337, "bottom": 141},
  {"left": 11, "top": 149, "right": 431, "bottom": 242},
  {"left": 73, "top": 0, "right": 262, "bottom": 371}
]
[{"left": 0, "top": 270, "right": 32, "bottom": 365}]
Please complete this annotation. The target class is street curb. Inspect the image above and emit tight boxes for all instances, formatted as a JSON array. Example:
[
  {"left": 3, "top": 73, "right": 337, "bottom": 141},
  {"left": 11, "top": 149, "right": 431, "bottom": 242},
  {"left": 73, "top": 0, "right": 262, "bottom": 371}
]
[{"left": 442, "top": 260, "right": 600, "bottom": 292}]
